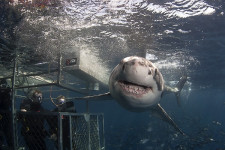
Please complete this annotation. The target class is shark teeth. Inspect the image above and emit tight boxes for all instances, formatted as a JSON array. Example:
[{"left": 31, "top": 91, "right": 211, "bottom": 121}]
[{"left": 118, "top": 80, "right": 152, "bottom": 95}]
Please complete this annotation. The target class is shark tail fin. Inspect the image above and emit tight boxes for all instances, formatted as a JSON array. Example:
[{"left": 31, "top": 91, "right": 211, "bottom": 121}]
[{"left": 175, "top": 75, "right": 187, "bottom": 106}]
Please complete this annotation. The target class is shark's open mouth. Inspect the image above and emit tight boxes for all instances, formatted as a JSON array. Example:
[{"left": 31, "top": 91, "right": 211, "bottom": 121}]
[{"left": 118, "top": 80, "right": 152, "bottom": 96}]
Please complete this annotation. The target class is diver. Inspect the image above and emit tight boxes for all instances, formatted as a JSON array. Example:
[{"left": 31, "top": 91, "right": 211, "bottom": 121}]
[
  {"left": 0, "top": 79, "right": 13, "bottom": 149},
  {"left": 19, "top": 89, "right": 47, "bottom": 150},
  {"left": 52, "top": 95, "right": 76, "bottom": 112},
  {"left": 49, "top": 95, "right": 76, "bottom": 150}
]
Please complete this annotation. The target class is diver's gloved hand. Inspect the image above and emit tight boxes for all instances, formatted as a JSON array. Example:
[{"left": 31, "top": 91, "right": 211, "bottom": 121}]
[{"left": 50, "top": 133, "right": 57, "bottom": 141}]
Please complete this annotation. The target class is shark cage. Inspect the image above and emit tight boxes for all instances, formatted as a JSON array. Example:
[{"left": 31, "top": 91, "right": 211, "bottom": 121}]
[{"left": 0, "top": 51, "right": 108, "bottom": 150}]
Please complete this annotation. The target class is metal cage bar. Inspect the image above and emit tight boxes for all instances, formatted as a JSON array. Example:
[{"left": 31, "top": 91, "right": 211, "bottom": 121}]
[
  {"left": 14, "top": 112, "right": 104, "bottom": 150},
  {"left": 0, "top": 53, "right": 106, "bottom": 150}
]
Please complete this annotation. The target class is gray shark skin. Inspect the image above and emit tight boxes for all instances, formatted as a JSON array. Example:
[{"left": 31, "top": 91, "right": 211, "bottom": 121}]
[{"left": 78, "top": 56, "right": 187, "bottom": 135}]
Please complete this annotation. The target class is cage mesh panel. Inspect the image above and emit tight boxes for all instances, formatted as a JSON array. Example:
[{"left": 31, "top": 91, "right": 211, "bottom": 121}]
[
  {"left": 15, "top": 112, "right": 104, "bottom": 150},
  {"left": 71, "top": 115, "right": 88, "bottom": 150},
  {"left": 90, "top": 116, "right": 101, "bottom": 150}
]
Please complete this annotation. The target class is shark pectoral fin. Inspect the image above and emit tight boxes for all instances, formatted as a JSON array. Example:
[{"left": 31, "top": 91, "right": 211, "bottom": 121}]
[
  {"left": 152, "top": 104, "right": 185, "bottom": 135},
  {"left": 164, "top": 75, "right": 187, "bottom": 106},
  {"left": 175, "top": 75, "right": 187, "bottom": 106}
]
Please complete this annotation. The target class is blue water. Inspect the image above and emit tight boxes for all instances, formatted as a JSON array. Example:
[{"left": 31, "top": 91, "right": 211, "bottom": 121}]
[{"left": 1, "top": 0, "right": 225, "bottom": 149}]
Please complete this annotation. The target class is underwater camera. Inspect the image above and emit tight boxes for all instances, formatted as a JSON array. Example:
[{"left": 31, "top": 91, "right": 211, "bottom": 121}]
[{"left": 65, "top": 58, "right": 77, "bottom": 66}]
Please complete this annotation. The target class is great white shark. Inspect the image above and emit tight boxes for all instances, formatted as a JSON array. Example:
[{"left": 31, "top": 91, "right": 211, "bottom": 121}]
[{"left": 78, "top": 56, "right": 187, "bottom": 135}]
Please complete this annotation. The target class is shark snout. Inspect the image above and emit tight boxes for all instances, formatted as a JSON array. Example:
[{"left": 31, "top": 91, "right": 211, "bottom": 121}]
[
  {"left": 122, "top": 60, "right": 151, "bottom": 77},
  {"left": 120, "top": 60, "right": 153, "bottom": 86}
]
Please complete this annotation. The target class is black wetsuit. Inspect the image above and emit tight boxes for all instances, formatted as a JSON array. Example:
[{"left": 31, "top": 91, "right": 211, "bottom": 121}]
[
  {"left": 49, "top": 101, "right": 76, "bottom": 150},
  {"left": 20, "top": 99, "right": 47, "bottom": 150},
  {"left": 0, "top": 87, "right": 12, "bottom": 148}
]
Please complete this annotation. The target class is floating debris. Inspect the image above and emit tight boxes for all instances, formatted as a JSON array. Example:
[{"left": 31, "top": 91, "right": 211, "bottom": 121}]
[
  {"left": 203, "top": 128, "right": 208, "bottom": 131},
  {"left": 212, "top": 121, "right": 222, "bottom": 125},
  {"left": 147, "top": 127, "right": 153, "bottom": 132},
  {"left": 140, "top": 138, "right": 149, "bottom": 144}
]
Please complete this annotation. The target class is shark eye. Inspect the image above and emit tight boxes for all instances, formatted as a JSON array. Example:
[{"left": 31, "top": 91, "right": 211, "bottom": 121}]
[{"left": 148, "top": 70, "right": 151, "bottom": 75}]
